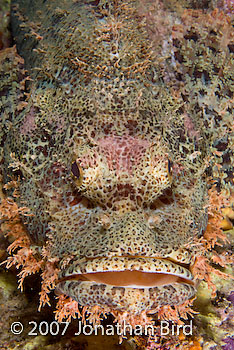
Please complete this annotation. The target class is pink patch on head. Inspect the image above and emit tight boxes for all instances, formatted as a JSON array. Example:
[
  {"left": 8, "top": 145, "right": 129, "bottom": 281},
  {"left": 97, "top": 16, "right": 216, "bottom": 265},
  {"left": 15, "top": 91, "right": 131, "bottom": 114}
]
[
  {"left": 97, "top": 135, "right": 150, "bottom": 174},
  {"left": 20, "top": 106, "right": 37, "bottom": 135},
  {"left": 78, "top": 150, "right": 99, "bottom": 169}
]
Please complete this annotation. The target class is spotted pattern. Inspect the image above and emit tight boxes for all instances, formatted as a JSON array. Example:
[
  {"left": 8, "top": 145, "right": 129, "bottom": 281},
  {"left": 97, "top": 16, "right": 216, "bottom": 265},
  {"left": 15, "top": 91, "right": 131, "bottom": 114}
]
[{"left": 2, "top": 0, "right": 211, "bottom": 314}]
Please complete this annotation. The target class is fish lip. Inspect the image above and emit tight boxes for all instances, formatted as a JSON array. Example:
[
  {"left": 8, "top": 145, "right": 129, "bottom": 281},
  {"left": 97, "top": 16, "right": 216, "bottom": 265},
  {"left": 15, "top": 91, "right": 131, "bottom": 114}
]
[
  {"left": 56, "top": 280, "right": 196, "bottom": 313},
  {"left": 57, "top": 256, "right": 194, "bottom": 287},
  {"left": 56, "top": 257, "right": 196, "bottom": 312}
]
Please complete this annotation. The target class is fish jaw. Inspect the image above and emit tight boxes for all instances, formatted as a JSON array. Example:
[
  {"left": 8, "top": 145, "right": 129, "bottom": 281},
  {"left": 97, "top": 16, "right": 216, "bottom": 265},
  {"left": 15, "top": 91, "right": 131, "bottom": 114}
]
[{"left": 56, "top": 257, "right": 196, "bottom": 313}]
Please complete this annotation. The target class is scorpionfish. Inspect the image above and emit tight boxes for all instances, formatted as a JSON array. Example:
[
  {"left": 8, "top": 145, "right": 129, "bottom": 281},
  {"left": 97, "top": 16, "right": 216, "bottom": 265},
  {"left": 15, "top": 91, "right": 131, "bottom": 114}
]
[{"left": 1, "top": 0, "right": 233, "bottom": 321}]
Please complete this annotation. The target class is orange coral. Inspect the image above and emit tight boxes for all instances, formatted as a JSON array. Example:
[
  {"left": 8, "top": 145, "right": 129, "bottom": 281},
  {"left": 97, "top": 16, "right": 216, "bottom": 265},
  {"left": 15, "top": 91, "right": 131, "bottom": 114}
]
[
  {"left": 191, "top": 185, "right": 233, "bottom": 298},
  {"left": 0, "top": 181, "right": 59, "bottom": 310},
  {"left": 38, "top": 258, "right": 59, "bottom": 310},
  {"left": 156, "top": 299, "right": 197, "bottom": 324},
  {"left": 188, "top": 339, "right": 202, "bottom": 350},
  {"left": 55, "top": 295, "right": 80, "bottom": 323},
  {"left": 203, "top": 185, "right": 229, "bottom": 248},
  {"left": 0, "top": 195, "right": 42, "bottom": 288}
]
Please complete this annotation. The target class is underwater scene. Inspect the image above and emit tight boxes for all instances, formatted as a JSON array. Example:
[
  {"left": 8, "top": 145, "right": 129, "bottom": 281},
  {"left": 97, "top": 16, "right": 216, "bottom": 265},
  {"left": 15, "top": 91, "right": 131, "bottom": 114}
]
[{"left": 0, "top": 0, "right": 234, "bottom": 349}]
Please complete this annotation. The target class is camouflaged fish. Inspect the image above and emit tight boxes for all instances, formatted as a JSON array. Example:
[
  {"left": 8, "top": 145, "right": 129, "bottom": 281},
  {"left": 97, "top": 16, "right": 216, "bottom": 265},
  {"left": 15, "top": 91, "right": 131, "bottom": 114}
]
[{"left": 2, "top": 0, "right": 233, "bottom": 317}]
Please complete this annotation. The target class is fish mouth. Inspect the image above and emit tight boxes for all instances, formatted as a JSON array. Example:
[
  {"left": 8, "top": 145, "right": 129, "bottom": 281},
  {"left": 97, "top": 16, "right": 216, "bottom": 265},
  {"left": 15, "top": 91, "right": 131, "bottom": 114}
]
[
  {"left": 57, "top": 256, "right": 194, "bottom": 288},
  {"left": 56, "top": 257, "right": 196, "bottom": 313}
]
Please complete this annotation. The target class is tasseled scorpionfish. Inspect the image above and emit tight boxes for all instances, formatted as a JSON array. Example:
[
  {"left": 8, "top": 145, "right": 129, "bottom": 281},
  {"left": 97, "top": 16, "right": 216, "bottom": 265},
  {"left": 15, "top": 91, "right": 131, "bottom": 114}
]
[{"left": 2, "top": 0, "right": 233, "bottom": 319}]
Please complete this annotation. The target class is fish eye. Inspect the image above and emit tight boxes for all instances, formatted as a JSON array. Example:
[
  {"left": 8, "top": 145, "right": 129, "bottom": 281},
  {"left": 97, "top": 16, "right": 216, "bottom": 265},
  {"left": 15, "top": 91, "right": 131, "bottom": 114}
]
[
  {"left": 167, "top": 159, "right": 173, "bottom": 176},
  {"left": 71, "top": 161, "right": 81, "bottom": 179}
]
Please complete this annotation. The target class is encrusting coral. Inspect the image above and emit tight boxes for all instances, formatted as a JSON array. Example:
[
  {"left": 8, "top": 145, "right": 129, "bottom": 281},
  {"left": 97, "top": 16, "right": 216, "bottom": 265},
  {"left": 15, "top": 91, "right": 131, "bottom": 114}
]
[{"left": 0, "top": 0, "right": 234, "bottom": 349}]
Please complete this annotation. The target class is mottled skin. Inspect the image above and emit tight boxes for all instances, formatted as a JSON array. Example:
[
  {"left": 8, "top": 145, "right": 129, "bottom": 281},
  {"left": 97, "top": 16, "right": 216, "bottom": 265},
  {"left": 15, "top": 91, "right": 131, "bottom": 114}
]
[{"left": 1, "top": 0, "right": 210, "bottom": 313}]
